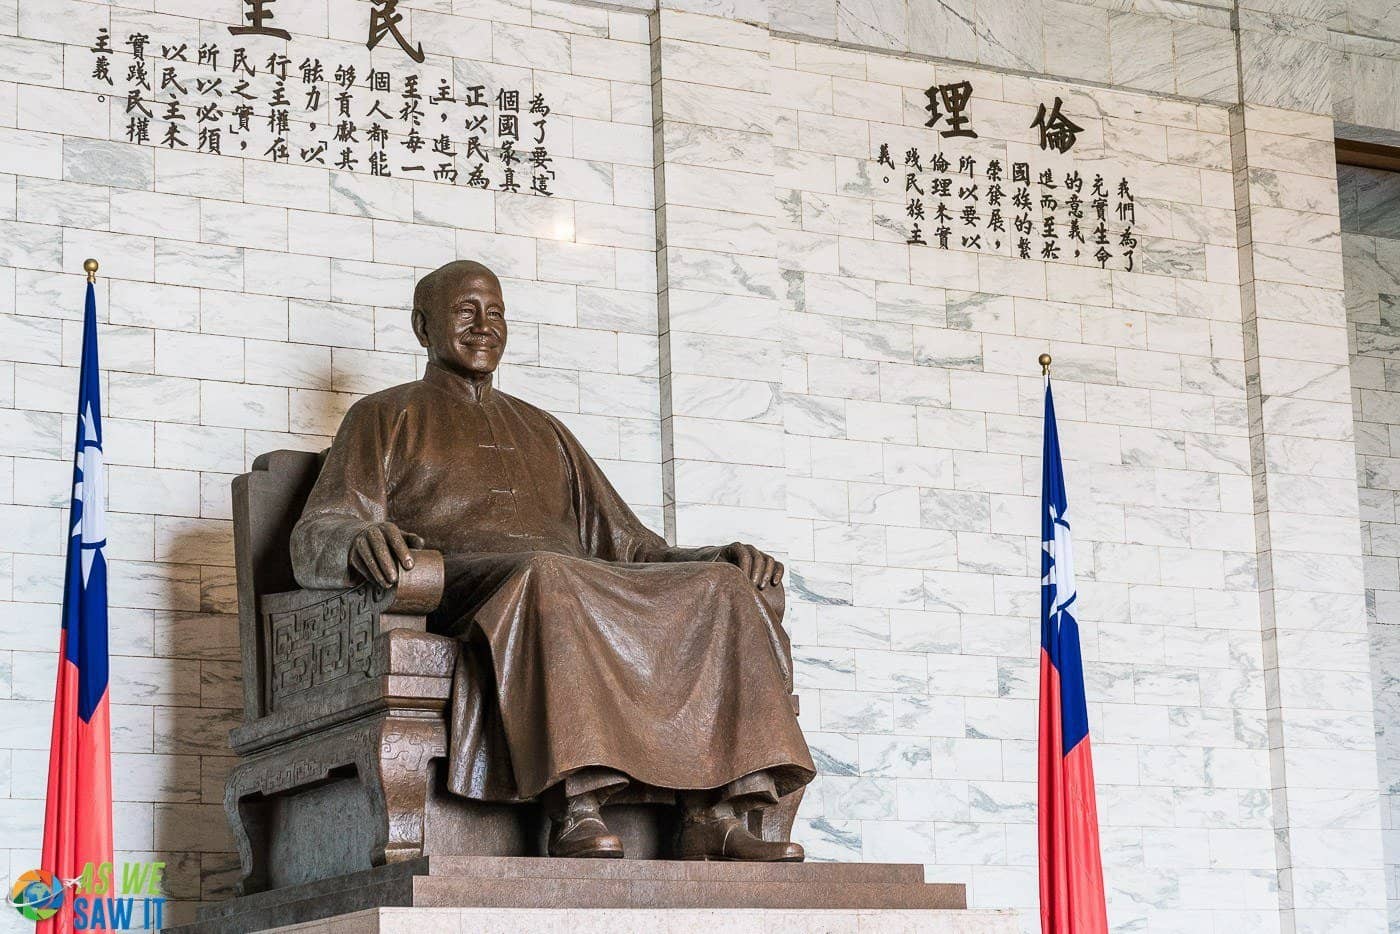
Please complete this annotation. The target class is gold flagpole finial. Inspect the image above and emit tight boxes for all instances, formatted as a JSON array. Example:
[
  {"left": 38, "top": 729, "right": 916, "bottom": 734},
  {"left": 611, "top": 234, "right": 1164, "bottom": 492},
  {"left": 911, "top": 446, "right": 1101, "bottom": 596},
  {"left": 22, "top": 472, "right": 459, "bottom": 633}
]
[
  {"left": 83, "top": 258, "right": 99, "bottom": 283},
  {"left": 1039, "top": 353, "right": 1052, "bottom": 376}
]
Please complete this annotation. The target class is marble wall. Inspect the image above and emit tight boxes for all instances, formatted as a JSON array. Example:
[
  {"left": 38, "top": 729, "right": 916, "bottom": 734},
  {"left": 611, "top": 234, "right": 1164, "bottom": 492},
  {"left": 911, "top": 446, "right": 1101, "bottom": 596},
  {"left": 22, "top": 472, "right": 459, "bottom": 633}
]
[
  {"left": 770, "top": 39, "right": 1296, "bottom": 932},
  {"left": 1342, "top": 162, "right": 1400, "bottom": 934},
  {"left": 1234, "top": 105, "right": 1386, "bottom": 934},
  {"left": 0, "top": 0, "right": 1396, "bottom": 933},
  {"left": 0, "top": 0, "right": 660, "bottom": 926},
  {"left": 766, "top": 0, "right": 1400, "bottom": 138}
]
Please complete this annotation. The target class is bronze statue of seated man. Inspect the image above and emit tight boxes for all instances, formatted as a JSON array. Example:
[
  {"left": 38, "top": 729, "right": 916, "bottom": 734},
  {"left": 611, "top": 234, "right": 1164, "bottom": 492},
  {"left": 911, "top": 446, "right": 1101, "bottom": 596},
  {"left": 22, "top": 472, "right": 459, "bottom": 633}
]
[{"left": 289, "top": 260, "right": 815, "bottom": 861}]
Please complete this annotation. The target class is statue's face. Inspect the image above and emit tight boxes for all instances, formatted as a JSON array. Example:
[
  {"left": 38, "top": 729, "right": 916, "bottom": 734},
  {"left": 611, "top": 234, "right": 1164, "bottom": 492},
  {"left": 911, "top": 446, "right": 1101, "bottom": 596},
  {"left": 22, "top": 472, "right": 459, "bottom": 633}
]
[{"left": 414, "top": 270, "right": 507, "bottom": 377}]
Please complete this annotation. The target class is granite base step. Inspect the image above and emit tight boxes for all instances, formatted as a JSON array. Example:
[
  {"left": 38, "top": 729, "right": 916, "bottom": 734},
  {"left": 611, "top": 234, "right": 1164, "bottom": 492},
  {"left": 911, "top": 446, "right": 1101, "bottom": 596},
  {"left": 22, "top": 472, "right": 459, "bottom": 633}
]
[
  {"left": 258, "top": 906, "right": 1021, "bottom": 934},
  {"left": 167, "top": 857, "right": 974, "bottom": 934}
]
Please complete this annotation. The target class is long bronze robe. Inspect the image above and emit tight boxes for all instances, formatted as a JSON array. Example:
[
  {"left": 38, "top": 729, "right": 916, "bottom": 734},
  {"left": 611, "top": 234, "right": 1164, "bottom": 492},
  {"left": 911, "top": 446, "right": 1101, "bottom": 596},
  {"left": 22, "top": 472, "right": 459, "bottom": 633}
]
[{"left": 290, "top": 362, "right": 814, "bottom": 803}]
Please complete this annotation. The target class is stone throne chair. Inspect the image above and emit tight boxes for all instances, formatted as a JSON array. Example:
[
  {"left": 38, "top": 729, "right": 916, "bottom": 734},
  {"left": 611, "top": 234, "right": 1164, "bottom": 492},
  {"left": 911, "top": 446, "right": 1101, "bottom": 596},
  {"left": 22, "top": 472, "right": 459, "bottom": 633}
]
[{"left": 223, "top": 448, "right": 806, "bottom": 897}]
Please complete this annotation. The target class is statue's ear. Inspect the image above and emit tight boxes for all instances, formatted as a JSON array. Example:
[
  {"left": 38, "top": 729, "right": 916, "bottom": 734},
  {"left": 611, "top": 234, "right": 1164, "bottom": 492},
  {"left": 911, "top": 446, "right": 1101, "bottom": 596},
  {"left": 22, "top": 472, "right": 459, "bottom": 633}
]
[{"left": 411, "top": 307, "right": 430, "bottom": 349}]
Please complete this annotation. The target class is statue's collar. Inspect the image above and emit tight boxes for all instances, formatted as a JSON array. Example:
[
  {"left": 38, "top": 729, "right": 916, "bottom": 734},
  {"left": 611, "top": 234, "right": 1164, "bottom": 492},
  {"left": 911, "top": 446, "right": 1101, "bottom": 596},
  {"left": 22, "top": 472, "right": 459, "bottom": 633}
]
[{"left": 424, "top": 361, "right": 495, "bottom": 403}]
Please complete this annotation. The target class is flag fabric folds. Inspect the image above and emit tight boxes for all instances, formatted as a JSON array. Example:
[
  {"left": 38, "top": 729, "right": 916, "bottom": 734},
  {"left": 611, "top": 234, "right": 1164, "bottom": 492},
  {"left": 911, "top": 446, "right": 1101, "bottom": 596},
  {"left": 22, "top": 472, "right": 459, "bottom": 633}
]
[
  {"left": 1038, "top": 379, "right": 1108, "bottom": 934},
  {"left": 39, "top": 279, "right": 113, "bottom": 934}
]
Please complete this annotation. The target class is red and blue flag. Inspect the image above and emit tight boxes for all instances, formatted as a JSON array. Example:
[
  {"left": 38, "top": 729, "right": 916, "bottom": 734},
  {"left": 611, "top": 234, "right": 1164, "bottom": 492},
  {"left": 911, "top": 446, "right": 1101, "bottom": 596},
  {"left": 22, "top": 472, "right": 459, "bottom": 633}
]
[
  {"left": 39, "top": 276, "right": 113, "bottom": 933},
  {"left": 1038, "top": 379, "right": 1108, "bottom": 934}
]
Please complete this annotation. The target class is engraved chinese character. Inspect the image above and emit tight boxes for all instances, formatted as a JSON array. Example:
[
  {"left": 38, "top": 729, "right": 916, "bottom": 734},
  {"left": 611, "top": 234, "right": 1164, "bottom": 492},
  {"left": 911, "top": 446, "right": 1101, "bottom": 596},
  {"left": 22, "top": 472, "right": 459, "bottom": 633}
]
[
  {"left": 877, "top": 143, "right": 896, "bottom": 172},
  {"left": 230, "top": 0, "right": 291, "bottom": 40},
  {"left": 367, "top": 0, "right": 425, "bottom": 63},
  {"left": 923, "top": 80, "right": 976, "bottom": 139},
  {"left": 1031, "top": 97, "right": 1083, "bottom": 154}
]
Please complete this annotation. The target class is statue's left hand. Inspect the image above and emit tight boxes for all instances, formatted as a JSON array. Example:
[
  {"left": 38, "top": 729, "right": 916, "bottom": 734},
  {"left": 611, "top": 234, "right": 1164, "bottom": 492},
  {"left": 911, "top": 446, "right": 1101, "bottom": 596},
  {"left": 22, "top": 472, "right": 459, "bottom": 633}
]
[
  {"left": 718, "top": 542, "right": 784, "bottom": 591},
  {"left": 348, "top": 521, "right": 425, "bottom": 589}
]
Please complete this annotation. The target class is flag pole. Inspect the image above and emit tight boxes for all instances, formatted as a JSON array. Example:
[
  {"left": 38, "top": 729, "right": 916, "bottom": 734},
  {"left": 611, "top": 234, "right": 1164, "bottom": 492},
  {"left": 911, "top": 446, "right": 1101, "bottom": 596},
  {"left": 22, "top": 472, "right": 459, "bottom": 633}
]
[
  {"left": 1037, "top": 347, "right": 1110, "bottom": 934},
  {"left": 40, "top": 257, "right": 113, "bottom": 934}
]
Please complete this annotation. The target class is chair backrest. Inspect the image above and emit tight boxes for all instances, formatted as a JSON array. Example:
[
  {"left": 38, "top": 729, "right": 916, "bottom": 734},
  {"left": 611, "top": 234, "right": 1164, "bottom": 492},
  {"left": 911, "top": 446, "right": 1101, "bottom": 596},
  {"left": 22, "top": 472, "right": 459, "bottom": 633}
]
[{"left": 231, "top": 449, "right": 327, "bottom": 721}]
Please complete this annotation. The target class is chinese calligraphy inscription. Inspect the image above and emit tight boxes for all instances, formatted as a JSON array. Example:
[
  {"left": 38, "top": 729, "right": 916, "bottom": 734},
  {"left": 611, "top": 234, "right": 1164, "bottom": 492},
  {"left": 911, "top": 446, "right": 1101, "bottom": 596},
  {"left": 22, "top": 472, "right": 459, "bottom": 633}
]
[
  {"left": 97, "top": 28, "right": 555, "bottom": 197},
  {"left": 896, "top": 82, "right": 1138, "bottom": 271},
  {"left": 900, "top": 149, "right": 1137, "bottom": 271}
]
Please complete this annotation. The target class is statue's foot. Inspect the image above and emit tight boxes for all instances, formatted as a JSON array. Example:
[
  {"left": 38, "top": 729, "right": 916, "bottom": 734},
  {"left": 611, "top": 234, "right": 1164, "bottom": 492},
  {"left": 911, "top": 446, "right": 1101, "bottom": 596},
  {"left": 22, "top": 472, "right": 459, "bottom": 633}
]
[
  {"left": 548, "top": 810, "right": 624, "bottom": 859},
  {"left": 677, "top": 815, "right": 804, "bottom": 862}
]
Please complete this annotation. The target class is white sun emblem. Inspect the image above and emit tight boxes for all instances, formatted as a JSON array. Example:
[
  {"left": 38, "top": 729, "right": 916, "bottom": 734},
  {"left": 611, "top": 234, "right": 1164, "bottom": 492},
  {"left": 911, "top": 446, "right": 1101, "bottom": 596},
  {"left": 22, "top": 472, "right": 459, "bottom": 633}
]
[{"left": 71, "top": 401, "right": 106, "bottom": 586}]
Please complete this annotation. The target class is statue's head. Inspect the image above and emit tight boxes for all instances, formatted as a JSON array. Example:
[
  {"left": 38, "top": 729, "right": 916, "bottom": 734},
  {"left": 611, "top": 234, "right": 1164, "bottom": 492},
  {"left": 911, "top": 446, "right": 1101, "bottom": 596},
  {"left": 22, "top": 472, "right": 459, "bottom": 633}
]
[{"left": 411, "top": 260, "right": 507, "bottom": 378}]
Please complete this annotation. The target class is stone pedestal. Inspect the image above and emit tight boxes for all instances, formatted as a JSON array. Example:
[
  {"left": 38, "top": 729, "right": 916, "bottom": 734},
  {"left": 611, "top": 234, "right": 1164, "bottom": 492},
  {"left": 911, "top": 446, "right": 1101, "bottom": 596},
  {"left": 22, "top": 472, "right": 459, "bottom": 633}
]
[
  {"left": 167, "top": 856, "right": 981, "bottom": 934},
  {"left": 258, "top": 906, "right": 1019, "bottom": 934}
]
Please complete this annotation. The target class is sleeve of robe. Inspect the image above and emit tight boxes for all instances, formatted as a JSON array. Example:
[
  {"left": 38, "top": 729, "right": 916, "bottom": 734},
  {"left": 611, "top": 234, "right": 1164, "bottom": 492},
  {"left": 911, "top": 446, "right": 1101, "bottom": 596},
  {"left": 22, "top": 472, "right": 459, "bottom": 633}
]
[
  {"left": 289, "top": 397, "right": 402, "bottom": 591},
  {"left": 541, "top": 411, "right": 669, "bottom": 565}
]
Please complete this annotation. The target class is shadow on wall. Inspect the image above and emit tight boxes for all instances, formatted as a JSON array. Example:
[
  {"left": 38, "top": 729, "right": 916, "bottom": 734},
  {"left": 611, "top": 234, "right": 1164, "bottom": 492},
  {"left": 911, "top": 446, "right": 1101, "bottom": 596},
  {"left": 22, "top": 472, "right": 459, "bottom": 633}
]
[
  {"left": 145, "top": 363, "right": 372, "bottom": 923},
  {"left": 147, "top": 518, "right": 241, "bottom": 926},
  {"left": 1340, "top": 163, "right": 1400, "bottom": 239}
]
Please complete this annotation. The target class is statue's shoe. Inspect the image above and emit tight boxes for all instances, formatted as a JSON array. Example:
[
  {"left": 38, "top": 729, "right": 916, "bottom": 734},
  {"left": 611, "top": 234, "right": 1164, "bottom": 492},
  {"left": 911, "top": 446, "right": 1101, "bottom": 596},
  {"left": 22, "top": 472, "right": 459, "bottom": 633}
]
[
  {"left": 677, "top": 815, "right": 805, "bottom": 862},
  {"left": 547, "top": 812, "right": 624, "bottom": 858}
]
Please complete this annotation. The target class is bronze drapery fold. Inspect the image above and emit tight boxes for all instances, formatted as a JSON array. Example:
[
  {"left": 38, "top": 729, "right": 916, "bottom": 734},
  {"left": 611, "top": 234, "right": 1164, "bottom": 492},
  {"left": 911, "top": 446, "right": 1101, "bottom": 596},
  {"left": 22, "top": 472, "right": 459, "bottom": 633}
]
[{"left": 290, "top": 362, "right": 814, "bottom": 804}]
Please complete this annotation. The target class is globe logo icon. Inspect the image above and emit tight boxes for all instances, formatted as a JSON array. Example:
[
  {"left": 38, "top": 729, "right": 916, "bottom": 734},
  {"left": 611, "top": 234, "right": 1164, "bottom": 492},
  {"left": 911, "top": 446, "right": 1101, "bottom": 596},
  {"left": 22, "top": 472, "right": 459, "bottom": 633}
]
[{"left": 9, "top": 870, "right": 64, "bottom": 922}]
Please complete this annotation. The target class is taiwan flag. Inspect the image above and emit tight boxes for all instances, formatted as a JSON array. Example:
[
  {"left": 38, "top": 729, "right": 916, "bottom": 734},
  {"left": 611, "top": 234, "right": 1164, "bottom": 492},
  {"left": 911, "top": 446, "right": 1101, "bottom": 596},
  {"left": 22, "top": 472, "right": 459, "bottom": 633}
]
[
  {"left": 39, "top": 274, "right": 113, "bottom": 933},
  {"left": 1038, "top": 378, "right": 1108, "bottom": 934}
]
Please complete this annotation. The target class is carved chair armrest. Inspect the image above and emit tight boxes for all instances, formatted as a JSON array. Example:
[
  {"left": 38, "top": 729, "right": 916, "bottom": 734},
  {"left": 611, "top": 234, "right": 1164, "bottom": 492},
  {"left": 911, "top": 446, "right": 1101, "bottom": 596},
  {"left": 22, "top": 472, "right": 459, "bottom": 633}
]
[
  {"left": 255, "top": 549, "right": 447, "bottom": 722},
  {"left": 383, "top": 548, "right": 445, "bottom": 616},
  {"left": 374, "top": 626, "right": 456, "bottom": 680}
]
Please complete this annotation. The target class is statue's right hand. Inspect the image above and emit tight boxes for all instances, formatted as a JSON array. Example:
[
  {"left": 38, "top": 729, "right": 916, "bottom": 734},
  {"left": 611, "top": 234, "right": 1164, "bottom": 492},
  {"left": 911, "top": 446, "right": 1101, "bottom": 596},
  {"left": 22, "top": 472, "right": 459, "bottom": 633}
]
[{"left": 348, "top": 522, "right": 424, "bottom": 588}]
